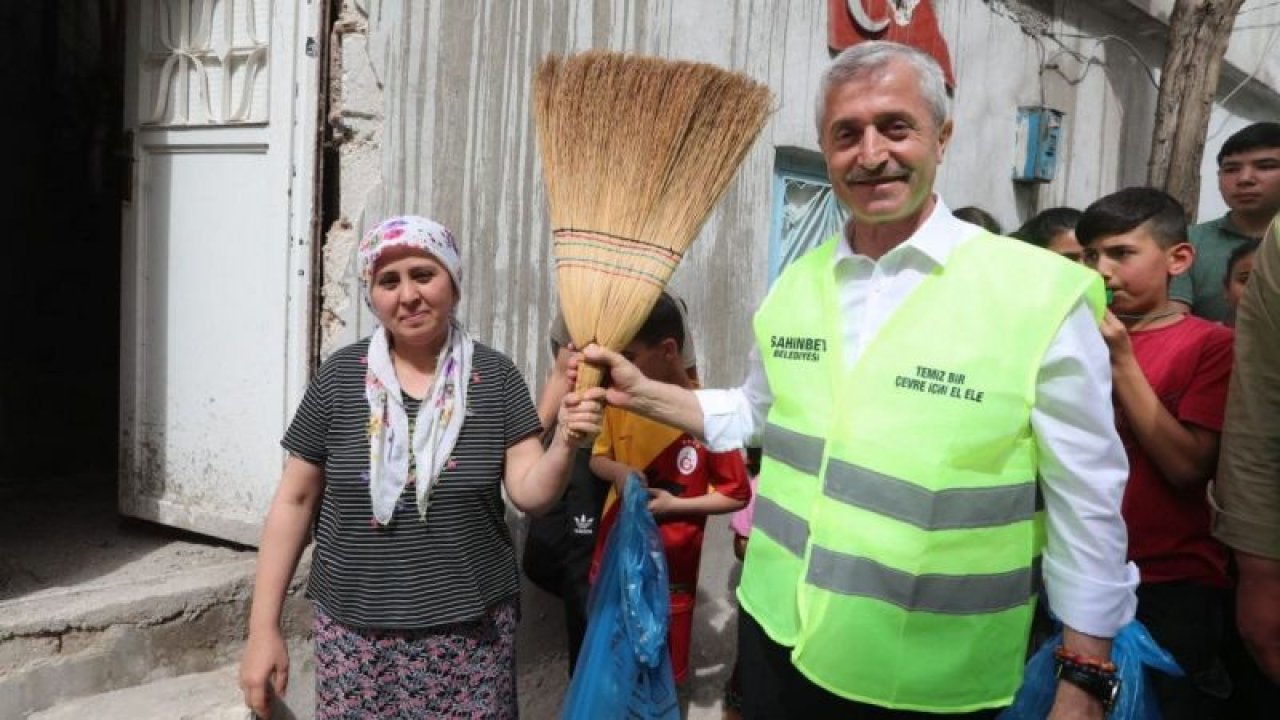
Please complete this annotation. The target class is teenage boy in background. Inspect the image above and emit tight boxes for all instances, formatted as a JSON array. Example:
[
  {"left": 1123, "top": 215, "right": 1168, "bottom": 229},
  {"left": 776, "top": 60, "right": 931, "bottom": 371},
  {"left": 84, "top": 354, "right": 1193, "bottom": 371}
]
[
  {"left": 1172, "top": 122, "right": 1280, "bottom": 322},
  {"left": 1078, "top": 187, "right": 1235, "bottom": 719}
]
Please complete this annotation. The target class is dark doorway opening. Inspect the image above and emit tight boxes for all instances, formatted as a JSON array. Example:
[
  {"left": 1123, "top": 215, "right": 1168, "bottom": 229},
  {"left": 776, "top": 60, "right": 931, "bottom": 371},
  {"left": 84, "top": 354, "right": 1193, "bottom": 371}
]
[{"left": 1, "top": 3, "right": 124, "bottom": 502}]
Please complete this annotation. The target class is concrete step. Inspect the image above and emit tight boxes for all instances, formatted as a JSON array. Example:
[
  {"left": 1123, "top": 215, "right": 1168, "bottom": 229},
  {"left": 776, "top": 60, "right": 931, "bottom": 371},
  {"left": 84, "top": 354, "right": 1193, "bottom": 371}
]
[
  {"left": 0, "top": 551, "right": 311, "bottom": 719},
  {"left": 28, "top": 647, "right": 315, "bottom": 720}
]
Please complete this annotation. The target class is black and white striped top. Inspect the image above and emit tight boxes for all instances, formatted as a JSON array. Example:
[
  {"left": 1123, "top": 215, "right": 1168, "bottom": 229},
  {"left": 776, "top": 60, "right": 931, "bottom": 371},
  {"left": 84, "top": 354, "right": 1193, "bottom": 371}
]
[{"left": 282, "top": 338, "right": 543, "bottom": 629}]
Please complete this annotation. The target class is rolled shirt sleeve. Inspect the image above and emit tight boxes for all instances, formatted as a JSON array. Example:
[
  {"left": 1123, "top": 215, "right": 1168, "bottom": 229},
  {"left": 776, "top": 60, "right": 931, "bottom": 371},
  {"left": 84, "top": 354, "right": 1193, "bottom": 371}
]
[
  {"left": 696, "top": 345, "right": 773, "bottom": 452},
  {"left": 1033, "top": 299, "right": 1139, "bottom": 638}
]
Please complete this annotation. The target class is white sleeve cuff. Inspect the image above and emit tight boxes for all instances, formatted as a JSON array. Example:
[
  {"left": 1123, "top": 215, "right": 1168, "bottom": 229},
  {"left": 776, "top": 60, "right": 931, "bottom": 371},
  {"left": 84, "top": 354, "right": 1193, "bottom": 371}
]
[
  {"left": 695, "top": 388, "right": 753, "bottom": 452},
  {"left": 1042, "top": 552, "right": 1138, "bottom": 638}
]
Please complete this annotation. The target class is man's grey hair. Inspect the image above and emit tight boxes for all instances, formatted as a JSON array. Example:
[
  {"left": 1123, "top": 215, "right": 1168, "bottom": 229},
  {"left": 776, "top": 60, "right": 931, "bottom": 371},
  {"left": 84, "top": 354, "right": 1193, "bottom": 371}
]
[{"left": 814, "top": 41, "right": 951, "bottom": 137}]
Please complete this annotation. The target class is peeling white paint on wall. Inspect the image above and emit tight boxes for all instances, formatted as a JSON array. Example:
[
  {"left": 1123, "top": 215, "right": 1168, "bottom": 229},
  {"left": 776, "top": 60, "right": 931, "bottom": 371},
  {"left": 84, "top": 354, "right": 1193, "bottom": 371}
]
[
  {"left": 320, "top": 218, "right": 357, "bottom": 358},
  {"left": 321, "top": 3, "right": 391, "bottom": 354}
]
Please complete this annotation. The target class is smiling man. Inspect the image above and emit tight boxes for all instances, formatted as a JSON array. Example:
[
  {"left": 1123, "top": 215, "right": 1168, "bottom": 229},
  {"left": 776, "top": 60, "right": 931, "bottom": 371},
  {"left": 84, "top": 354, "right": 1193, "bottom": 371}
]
[
  {"left": 1172, "top": 122, "right": 1280, "bottom": 323},
  {"left": 584, "top": 42, "right": 1138, "bottom": 719}
]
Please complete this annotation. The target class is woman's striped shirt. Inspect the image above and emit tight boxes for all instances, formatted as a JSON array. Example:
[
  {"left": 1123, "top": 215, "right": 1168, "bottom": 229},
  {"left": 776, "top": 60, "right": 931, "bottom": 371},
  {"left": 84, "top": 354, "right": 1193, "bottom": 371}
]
[{"left": 282, "top": 338, "right": 542, "bottom": 629}]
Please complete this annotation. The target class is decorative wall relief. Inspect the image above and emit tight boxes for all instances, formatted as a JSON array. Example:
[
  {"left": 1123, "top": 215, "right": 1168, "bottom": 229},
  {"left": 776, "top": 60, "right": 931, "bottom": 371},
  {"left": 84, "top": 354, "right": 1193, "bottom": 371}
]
[{"left": 141, "top": 0, "right": 270, "bottom": 125}]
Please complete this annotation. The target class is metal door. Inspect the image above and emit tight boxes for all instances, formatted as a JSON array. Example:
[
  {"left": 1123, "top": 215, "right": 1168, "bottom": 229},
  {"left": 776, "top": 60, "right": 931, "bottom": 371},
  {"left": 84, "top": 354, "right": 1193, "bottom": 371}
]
[{"left": 120, "top": 0, "right": 323, "bottom": 545}]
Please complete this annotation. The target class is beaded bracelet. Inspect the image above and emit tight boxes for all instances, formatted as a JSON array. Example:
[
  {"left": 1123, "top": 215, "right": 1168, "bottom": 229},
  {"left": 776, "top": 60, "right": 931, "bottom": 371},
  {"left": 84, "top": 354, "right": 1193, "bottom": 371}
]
[
  {"left": 1053, "top": 645, "right": 1117, "bottom": 674},
  {"left": 1053, "top": 645, "right": 1120, "bottom": 713}
]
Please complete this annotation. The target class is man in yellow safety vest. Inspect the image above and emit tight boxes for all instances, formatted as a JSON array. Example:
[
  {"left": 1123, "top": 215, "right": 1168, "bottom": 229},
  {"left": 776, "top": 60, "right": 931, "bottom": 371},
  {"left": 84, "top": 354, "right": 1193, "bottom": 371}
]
[{"left": 583, "top": 41, "right": 1138, "bottom": 719}]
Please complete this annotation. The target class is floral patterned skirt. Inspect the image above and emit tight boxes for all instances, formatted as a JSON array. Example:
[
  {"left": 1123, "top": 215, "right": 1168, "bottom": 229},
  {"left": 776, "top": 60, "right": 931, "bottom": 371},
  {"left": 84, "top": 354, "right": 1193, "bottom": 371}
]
[{"left": 313, "top": 597, "right": 518, "bottom": 719}]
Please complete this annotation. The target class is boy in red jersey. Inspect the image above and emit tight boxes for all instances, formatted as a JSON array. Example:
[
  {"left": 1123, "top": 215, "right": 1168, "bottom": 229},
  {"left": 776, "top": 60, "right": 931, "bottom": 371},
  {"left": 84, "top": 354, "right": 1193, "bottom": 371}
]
[
  {"left": 1078, "top": 188, "right": 1235, "bottom": 719},
  {"left": 588, "top": 293, "right": 751, "bottom": 685}
]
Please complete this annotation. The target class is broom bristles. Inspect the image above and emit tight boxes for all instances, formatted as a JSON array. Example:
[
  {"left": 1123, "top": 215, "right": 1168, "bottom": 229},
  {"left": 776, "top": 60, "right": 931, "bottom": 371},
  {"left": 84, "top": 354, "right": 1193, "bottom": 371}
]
[{"left": 533, "top": 51, "right": 772, "bottom": 392}]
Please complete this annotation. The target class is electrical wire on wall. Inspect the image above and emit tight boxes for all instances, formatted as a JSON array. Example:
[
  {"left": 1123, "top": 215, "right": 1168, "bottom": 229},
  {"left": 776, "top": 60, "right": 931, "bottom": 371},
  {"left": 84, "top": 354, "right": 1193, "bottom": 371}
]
[
  {"left": 1044, "top": 33, "right": 1159, "bottom": 89},
  {"left": 982, "top": 0, "right": 1162, "bottom": 114},
  {"left": 984, "top": 0, "right": 1278, "bottom": 134},
  {"left": 1206, "top": 24, "right": 1280, "bottom": 141}
]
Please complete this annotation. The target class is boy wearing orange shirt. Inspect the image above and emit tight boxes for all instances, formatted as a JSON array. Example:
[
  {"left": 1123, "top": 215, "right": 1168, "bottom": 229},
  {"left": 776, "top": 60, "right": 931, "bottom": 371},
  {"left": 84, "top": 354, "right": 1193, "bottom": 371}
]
[{"left": 589, "top": 293, "right": 752, "bottom": 684}]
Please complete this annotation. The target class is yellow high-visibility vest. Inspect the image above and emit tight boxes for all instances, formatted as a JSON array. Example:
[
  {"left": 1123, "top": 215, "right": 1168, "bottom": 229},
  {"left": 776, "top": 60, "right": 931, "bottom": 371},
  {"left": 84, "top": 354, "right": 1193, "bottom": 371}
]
[{"left": 739, "top": 230, "right": 1104, "bottom": 712}]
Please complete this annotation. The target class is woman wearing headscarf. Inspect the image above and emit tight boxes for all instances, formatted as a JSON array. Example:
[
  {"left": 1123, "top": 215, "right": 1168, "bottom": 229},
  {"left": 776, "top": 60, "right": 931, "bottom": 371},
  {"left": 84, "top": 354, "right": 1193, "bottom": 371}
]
[{"left": 239, "top": 216, "right": 604, "bottom": 719}]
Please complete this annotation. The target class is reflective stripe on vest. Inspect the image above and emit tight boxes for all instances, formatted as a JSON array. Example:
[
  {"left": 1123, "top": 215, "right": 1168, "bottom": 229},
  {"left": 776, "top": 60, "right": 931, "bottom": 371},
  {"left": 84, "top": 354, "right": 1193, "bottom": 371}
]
[
  {"left": 825, "top": 459, "right": 1036, "bottom": 530},
  {"left": 806, "top": 547, "right": 1041, "bottom": 614},
  {"left": 742, "top": 230, "right": 1105, "bottom": 712},
  {"left": 751, "top": 494, "right": 810, "bottom": 557},
  {"left": 756, "top": 441, "right": 1040, "bottom": 550},
  {"left": 763, "top": 422, "right": 825, "bottom": 475},
  {"left": 739, "top": 424, "right": 823, "bottom": 645}
]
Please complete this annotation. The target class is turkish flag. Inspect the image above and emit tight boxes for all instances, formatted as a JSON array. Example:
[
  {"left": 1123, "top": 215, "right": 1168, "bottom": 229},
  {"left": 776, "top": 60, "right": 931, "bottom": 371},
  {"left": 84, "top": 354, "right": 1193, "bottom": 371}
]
[{"left": 828, "top": 0, "right": 956, "bottom": 90}]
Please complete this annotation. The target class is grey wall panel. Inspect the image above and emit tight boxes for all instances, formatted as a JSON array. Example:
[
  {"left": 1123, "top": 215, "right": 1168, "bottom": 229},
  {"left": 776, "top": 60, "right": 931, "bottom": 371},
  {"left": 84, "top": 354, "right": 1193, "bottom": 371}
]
[{"left": 347, "top": 0, "right": 831, "bottom": 390}]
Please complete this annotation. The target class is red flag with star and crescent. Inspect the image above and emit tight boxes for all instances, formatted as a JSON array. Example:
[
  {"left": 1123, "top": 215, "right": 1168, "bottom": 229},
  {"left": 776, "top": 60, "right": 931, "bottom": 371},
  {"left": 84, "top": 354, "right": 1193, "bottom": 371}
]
[{"left": 828, "top": 0, "right": 956, "bottom": 90}]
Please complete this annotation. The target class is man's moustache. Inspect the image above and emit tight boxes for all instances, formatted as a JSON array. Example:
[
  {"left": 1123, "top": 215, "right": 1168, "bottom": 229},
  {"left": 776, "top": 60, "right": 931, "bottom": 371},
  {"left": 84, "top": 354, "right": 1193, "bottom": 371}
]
[{"left": 846, "top": 171, "right": 910, "bottom": 184}]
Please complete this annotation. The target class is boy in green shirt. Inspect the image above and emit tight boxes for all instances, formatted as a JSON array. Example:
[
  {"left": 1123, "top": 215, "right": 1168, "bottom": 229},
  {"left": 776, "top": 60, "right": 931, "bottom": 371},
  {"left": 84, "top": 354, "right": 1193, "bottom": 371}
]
[{"left": 1172, "top": 122, "right": 1280, "bottom": 322}]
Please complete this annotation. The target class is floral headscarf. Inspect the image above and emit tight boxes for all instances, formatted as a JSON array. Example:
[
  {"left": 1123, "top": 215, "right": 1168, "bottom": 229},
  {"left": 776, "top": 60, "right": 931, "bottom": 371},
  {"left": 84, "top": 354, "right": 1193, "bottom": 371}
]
[{"left": 358, "top": 216, "right": 473, "bottom": 525}]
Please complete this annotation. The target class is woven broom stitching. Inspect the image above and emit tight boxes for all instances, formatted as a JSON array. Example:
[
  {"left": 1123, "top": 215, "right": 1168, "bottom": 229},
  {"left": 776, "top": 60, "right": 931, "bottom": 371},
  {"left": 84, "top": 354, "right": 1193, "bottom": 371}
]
[
  {"left": 532, "top": 50, "right": 772, "bottom": 392},
  {"left": 553, "top": 229, "right": 681, "bottom": 288}
]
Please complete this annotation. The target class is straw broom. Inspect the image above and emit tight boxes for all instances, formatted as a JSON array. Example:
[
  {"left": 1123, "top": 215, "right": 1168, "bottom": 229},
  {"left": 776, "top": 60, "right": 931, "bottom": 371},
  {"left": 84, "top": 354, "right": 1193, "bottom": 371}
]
[{"left": 533, "top": 51, "right": 771, "bottom": 392}]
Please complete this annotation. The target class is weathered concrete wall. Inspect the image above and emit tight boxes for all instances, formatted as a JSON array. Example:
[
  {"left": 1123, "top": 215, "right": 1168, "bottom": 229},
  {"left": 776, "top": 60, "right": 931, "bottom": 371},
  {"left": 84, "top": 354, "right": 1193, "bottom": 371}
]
[
  {"left": 326, "top": 0, "right": 1280, "bottom": 380},
  {"left": 937, "top": 0, "right": 1280, "bottom": 226},
  {"left": 1128, "top": 0, "right": 1280, "bottom": 96},
  {"left": 325, "top": 0, "right": 835, "bottom": 390}
]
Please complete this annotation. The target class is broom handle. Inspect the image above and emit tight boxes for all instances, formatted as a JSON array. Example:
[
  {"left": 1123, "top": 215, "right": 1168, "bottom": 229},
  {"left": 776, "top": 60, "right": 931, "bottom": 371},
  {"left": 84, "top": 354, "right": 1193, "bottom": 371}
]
[{"left": 573, "top": 362, "right": 605, "bottom": 394}]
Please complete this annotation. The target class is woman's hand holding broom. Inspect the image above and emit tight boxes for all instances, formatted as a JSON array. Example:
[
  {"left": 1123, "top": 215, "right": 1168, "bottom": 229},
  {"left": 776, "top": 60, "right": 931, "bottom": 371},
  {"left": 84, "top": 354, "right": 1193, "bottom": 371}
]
[
  {"left": 554, "top": 383, "right": 608, "bottom": 448},
  {"left": 508, "top": 370, "right": 607, "bottom": 515}
]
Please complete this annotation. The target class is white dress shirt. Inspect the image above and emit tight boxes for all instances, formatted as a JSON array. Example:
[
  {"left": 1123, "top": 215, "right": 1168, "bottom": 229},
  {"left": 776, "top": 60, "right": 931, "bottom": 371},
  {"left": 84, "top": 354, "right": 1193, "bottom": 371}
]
[{"left": 698, "top": 198, "right": 1138, "bottom": 638}]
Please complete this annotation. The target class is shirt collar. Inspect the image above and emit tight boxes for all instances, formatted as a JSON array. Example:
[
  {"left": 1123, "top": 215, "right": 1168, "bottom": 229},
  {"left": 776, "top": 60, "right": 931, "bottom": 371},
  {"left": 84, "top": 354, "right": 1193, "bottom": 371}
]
[
  {"left": 1213, "top": 213, "right": 1260, "bottom": 240},
  {"left": 832, "top": 196, "right": 980, "bottom": 268}
]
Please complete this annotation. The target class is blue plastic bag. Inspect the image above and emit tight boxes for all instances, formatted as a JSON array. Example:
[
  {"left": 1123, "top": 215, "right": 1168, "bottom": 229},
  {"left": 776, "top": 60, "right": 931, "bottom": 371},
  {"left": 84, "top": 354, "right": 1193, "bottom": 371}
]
[
  {"left": 562, "top": 473, "right": 680, "bottom": 720},
  {"left": 1000, "top": 620, "right": 1184, "bottom": 720}
]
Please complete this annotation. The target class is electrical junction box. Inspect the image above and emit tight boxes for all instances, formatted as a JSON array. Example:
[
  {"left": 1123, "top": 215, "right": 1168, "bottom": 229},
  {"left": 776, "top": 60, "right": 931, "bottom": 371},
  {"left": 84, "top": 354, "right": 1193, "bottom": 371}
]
[{"left": 1013, "top": 106, "right": 1064, "bottom": 183}]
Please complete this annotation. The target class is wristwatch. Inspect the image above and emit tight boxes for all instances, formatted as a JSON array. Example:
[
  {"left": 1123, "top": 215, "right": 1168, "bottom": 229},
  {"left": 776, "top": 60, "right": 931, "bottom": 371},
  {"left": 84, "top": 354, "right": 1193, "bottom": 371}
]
[{"left": 1055, "top": 658, "right": 1121, "bottom": 713}]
